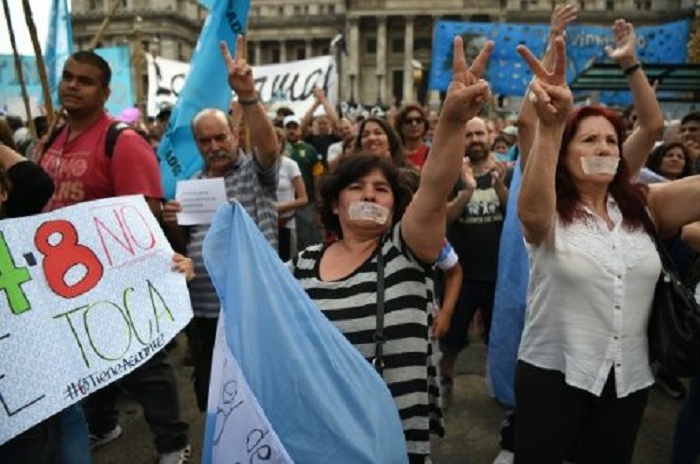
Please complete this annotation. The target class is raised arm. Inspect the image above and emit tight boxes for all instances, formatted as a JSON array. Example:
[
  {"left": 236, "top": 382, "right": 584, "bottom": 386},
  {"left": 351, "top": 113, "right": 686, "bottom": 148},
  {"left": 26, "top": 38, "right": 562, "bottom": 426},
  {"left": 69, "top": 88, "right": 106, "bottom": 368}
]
[
  {"left": 517, "top": 38, "right": 573, "bottom": 246},
  {"left": 402, "top": 37, "right": 493, "bottom": 262},
  {"left": 518, "top": 4, "right": 577, "bottom": 169},
  {"left": 605, "top": 19, "right": 663, "bottom": 174},
  {"left": 221, "top": 36, "right": 278, "bottom": 169},
  {"left": 648, "top": 176, "right": 700, "bottom": 239}
]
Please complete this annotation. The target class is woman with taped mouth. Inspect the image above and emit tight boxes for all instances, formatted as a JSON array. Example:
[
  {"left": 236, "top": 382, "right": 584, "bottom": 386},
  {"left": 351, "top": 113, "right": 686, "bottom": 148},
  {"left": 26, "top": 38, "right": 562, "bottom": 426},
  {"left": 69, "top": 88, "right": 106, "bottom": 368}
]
[
  {"left": 287, "top": 37, "right": 493, "bottom": 464},
  {"left": 514, "top": 37, "right": 700, "bottom": 464}
]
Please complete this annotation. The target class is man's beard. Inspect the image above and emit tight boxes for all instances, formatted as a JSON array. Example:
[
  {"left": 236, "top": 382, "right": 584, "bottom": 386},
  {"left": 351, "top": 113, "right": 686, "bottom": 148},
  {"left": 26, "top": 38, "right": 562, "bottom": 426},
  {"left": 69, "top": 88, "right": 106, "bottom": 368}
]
[{"left": 466, "top": 141, "right": 489, "bottom": 161}]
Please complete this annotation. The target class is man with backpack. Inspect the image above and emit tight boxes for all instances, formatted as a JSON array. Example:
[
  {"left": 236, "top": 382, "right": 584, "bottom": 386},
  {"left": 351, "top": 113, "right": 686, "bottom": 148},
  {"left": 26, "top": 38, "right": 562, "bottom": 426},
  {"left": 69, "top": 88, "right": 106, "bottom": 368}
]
[{"left": 39, "top": 50, "right": 191, "bottom": 464}]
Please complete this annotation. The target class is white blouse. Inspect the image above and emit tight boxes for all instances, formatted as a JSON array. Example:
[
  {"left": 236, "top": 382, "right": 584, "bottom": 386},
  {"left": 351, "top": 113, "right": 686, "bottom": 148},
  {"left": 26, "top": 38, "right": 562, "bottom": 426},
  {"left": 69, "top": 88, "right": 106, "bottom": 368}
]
[{"left": 518, "top": 196, "right": 661, "bottom": 398}]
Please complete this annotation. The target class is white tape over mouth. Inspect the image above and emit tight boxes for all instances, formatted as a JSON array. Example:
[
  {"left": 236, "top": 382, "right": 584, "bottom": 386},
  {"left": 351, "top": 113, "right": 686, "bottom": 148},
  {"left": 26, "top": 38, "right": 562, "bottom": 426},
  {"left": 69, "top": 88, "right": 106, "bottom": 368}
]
[
  {"left": 580, "top": 156, "right": 620, "bottom": 175},
  {"left": 348, "top": 201, "right": 390, "bottom": 225}
]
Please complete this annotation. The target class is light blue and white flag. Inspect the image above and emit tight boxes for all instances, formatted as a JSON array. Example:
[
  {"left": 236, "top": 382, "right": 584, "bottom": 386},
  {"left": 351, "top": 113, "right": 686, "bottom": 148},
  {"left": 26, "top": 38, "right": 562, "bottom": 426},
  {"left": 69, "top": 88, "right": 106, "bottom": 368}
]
[
  {"left": 202, "top": 203, "right": 408, "bottom": 464},
  {"left": 157, "top": 0, "right": 250, "bottom": 199},
  {"left": 487, "top": 155, "right": 529, "bottom": 407},
  {"left": 45, "top": 0, "right": 73, "bottom": 104}
]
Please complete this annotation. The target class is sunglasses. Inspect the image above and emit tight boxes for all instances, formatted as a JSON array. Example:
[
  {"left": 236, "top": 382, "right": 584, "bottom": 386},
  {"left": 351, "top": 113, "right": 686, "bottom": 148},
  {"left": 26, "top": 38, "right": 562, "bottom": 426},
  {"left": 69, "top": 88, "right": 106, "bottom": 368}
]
[{"left": 403, "top": 117, "right": 425, "bottom": 126}]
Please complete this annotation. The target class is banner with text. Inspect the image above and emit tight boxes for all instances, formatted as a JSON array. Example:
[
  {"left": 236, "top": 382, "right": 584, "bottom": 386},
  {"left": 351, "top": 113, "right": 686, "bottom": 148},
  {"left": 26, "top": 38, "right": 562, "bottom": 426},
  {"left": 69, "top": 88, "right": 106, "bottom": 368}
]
[
  {"left": 0, "top": 46, "right": 133, "bottom": 120},
  {"left": 0, "top": 196, "right": 193, "bottom": 444},
  {"left": 429, "top": 19, "right": 691, "bottom": 103},
  {"left": 147, "top": 54, "right": 338, "bottom": 118}
]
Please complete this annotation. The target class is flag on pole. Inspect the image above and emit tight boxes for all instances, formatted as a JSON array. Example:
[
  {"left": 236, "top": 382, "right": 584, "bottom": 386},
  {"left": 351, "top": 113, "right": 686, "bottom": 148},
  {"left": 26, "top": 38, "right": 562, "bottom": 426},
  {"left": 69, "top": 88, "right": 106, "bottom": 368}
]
[
  {"left": 202, "top": 203, "right": 408, "bottom": 463},
  {"left": 197, "top": 0, "right": 215, "bottom": 9},
  {"left": 157, "top": 0, "right": 250, "bottom": 199},
  {"left": 45, "top": 0, "right": 73, "bottom": 104}
]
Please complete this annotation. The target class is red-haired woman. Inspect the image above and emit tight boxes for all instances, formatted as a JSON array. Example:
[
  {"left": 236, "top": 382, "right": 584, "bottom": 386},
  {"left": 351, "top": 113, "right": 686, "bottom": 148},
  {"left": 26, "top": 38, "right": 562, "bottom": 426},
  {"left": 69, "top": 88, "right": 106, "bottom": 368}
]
[{"left": 514, "top": 37, "right": 700, "bottom": 464}]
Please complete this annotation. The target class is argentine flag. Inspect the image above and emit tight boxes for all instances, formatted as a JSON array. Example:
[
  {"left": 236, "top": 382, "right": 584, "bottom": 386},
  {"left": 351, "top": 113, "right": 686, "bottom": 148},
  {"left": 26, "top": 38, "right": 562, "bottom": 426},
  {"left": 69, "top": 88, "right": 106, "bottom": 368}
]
[
  {"left": 45, "top": 0, "right": 73, "bottom": 104},
  {"left": 487, "top": 158, "right": 529, "bottom": 407},
  {"left": 201, "top": 203, "right": 408, "bottom": 463},
  {"left": 157, "top": 0, "right": 251, "bottom": 199}
]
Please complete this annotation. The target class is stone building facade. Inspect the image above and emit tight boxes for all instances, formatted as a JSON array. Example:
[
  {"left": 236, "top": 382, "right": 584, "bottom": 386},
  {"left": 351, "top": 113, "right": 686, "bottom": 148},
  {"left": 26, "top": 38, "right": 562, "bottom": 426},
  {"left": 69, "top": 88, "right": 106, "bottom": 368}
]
[{"left": 71, "top": 0, "right": 696, "bottom": 106}]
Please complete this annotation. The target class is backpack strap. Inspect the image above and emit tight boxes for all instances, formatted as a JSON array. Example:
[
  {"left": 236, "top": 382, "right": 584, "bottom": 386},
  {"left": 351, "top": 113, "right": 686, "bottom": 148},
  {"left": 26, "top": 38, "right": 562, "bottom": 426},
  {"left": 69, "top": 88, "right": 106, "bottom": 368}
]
[{"left": 105, "top": 121, "right": 131, "bottom": 159}]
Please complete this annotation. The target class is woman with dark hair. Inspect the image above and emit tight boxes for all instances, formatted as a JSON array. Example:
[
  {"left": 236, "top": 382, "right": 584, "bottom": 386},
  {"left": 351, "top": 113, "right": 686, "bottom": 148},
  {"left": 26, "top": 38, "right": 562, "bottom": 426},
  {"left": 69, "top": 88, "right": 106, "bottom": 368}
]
[
  {"left": 647, "top": 142, "right": 694, "bottom": 180},
  {"left": 354, "top": 116, "right": 407, "bottom": 167},
  {"left": 289, "top": 37, "right": 494, "bottom": 463},
  {"left": 394, "top": 103, "right": 431, "bottom": 169},
  {"left": 515, "top": 37, "right": 700, "bottom": 464}
]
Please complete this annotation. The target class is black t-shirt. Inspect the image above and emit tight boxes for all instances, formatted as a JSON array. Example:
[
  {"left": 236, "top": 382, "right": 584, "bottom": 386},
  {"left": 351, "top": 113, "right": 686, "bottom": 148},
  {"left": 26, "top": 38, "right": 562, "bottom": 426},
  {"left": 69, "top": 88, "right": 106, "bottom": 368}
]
[
  {"left": 446, "top": 168, "right": 512, "bottom": 282},
  {"left": 305, "top": 133, "right": 340, "bottom": 163}
]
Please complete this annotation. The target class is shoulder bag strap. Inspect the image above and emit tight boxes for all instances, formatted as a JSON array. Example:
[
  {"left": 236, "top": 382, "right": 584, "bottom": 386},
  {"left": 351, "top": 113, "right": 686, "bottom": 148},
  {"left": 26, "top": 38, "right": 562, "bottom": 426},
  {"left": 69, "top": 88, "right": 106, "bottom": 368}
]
[{"left": 372, "top": 241, "right": 386, "bottom": 376}]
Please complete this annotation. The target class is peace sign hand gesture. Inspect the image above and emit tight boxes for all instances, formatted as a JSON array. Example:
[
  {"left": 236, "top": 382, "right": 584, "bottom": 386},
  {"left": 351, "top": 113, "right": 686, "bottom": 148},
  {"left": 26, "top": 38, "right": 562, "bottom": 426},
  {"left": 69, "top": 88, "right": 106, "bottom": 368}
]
[
  {"left": 220, "top": 35, "right": 257, "bottom": 99},
  {"left": 440, "top": 37, "right": 493, "bottom": 124},
  {"left": 517, "top": 37, "right": 572, "bottom": 128}
]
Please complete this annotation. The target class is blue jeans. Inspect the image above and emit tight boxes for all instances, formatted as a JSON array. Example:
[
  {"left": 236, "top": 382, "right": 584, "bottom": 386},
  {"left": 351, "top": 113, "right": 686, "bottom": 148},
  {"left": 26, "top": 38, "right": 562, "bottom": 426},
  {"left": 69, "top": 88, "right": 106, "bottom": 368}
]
[
  {"left": 59, "top": 404, "right": 92, "bottom": 464},
  {"left": 671, "top": 376, "right": 700, "bottom": 464}
]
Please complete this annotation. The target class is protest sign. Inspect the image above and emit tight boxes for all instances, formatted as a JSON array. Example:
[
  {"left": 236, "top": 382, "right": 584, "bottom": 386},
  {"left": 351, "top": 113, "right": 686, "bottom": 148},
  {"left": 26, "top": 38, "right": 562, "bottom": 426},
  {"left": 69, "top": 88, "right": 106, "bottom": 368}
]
[
  {"left": 429, "top": 19, "right": 691, "bottom": 104},
  {"left": 147, "top": 53, "right": 338, "bottom": 118},
  {"left": 0, "top": 195, "right": 193, "bottom": 444}
]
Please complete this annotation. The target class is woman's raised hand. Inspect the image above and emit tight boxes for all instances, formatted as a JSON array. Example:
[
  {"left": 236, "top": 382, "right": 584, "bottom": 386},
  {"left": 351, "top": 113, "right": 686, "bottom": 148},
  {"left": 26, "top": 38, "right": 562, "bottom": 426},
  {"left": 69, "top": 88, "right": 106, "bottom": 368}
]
[
  {"left": 517, "top": 37, "right": 572, "bottom": 127},
  {"left": 605, "top": 19, "right": 638, "bottom": 70},
  {"left": 440, "top": 37, "right": 493, "bottom": 125}
]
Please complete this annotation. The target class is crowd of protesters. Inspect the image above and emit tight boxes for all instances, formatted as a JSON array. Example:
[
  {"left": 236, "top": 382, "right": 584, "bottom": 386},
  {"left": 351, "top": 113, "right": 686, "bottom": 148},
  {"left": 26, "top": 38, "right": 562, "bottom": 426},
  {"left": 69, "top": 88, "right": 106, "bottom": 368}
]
[{"left": 2, "top": 4, "right": 700, "bottom": 464}]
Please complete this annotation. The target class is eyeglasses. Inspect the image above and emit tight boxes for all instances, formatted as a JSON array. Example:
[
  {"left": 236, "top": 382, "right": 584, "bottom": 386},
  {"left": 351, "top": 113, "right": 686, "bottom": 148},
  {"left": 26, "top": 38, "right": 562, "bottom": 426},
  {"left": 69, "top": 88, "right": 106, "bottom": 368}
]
[{"left": 403, "top": 117, "right": 425, "bottom": 126}]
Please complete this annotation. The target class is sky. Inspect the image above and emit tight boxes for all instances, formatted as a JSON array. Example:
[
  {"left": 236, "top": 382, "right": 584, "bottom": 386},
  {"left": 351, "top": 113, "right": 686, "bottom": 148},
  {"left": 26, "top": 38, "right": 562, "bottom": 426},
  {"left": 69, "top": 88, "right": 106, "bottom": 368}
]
[{"left": 0, "top": 0, "right": 56, "bottom": 55}]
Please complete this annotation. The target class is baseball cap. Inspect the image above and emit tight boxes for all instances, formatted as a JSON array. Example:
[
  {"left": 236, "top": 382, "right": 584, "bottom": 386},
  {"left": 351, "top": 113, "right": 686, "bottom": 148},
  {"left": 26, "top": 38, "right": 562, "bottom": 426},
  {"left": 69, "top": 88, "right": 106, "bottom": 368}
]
[
  {"left": 501, "top": 125, "right": 518, "bottom": 137},
  {"left": 283, "top": 115, "right": 301, "bottom": 127}
]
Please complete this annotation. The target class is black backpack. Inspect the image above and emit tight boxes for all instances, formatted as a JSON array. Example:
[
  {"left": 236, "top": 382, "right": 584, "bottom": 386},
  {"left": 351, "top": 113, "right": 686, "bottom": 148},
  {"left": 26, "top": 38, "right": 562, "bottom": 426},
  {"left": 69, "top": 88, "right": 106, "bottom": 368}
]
[{"left": 42, "top": 121, "right": 131, "bottom": 159}]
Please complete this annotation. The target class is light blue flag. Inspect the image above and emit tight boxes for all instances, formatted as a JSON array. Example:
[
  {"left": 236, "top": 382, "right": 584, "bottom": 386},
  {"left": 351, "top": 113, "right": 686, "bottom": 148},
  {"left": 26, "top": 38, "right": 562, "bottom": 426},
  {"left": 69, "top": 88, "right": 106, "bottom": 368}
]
[
  {"left": 157, "top": 0, "right": 250, "bottom": 199},
  {"left": 487, "top": 153, "right": 529, "bottom": 407},
  {"left": 198, "top": 0, "right": 215, "bottom": 9},
  {"left": 45, "top": 0, "right": 73, "bottom": 104},
  {"left": 202, "top": 203, "right": 408, "bottom": 463}
]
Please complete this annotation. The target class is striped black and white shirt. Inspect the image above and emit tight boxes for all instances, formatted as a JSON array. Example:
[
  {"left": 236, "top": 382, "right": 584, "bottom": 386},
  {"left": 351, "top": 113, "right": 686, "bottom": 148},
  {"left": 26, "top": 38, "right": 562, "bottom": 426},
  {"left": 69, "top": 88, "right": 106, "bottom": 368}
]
[
  {"left": 188, "top": 151, "right": 278, "bottom": 318},
  {"left": 290, "top": 222, "right": 444, "bottom": 458}
]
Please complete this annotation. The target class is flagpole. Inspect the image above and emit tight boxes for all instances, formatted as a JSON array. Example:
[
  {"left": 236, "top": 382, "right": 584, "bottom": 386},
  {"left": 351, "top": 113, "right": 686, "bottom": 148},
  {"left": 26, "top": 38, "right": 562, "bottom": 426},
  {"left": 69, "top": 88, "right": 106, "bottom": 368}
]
[
  {"left": 21, "top": 0, "right": 55, "bottom": 125},
  {"left": 88, "top": 0, "right": 121, "bottom": 51},
  {"left": 2, "top": 0, "right": 38, "bottom": 140}
]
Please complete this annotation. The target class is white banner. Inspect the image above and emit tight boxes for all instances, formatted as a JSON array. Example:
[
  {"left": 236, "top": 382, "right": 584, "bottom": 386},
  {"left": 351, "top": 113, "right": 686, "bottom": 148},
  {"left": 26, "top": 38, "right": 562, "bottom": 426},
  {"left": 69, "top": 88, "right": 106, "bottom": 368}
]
[
  {"left": 147, "top": 54, "right": 338, "bottom": 118},
  {"left": 0, "top": 196, "right": 193, "bottom": 444}
]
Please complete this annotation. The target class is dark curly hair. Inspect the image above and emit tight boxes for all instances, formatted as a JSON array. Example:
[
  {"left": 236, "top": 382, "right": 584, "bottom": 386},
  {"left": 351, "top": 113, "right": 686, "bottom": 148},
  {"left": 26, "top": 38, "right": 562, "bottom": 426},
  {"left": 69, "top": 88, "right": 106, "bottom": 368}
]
[
  {"left": 317, "top": 154, "right": 411, "bottom": 238},
  {"left": 555, "top": 105, "right": 647, "bottom": 230},
  {"left": 646, "top": 142, "right": 693, "bottom": 180}
]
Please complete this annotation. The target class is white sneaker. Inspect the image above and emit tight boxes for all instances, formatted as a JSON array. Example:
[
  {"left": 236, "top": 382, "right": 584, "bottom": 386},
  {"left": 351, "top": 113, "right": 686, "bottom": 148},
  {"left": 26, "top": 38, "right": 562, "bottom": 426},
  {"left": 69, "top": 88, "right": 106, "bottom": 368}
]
[
  {"left": 89, "top": 424, "right": 122, "bottom": 449},
  {"left": 158, "top": 445, "right": 191, "bottom": 464}
]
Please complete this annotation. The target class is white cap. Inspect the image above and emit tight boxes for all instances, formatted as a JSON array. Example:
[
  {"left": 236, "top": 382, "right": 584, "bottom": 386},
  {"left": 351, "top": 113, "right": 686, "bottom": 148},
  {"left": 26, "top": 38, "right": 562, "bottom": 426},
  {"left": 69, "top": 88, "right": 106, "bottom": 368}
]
[
  {"left": 283, "top": 115, "right": 301, "bottom": 127},
  {"left": 502, "top": 125, "right": 518, "bottom": 137}
]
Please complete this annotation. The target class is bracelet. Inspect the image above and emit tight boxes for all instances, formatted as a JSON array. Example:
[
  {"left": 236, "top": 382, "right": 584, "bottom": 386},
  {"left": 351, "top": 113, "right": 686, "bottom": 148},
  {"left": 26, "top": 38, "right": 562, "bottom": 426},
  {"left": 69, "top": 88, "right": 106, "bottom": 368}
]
[
  {"left": 237, "top": 94, "right": 259, "bottom": 106},
  {"left": 623, "top": 62, "right": 641, "bottom": 76}
]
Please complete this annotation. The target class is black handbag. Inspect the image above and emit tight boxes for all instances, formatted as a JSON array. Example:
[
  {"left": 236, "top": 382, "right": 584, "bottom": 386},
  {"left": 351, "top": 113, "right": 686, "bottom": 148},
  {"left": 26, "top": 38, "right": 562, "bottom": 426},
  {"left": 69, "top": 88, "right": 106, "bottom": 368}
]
[{"left": 642, "top": 212, "right": 700, "bottom": 377}]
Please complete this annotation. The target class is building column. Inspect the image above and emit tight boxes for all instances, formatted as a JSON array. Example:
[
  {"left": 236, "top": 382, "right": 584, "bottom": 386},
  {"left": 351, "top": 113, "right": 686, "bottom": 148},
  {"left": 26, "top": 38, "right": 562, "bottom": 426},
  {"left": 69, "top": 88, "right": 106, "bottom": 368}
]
[
  {"left": 402, "top": 16, "right": 415, "bottom": 104},
  {"left": 279, "top": 40, "right": 287, "bottom": 62},
  {"left": 254, "top": 41, "right": 262, "bottom": 65},
  {"left": 348, "top": 16, "right": 360, "bottom": 102},
  {"left": 305, "top": 39, "right": 313, "bottom": 59},
  {"left": 376, "top": 16, "right": 387, "bottom": 104}
]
